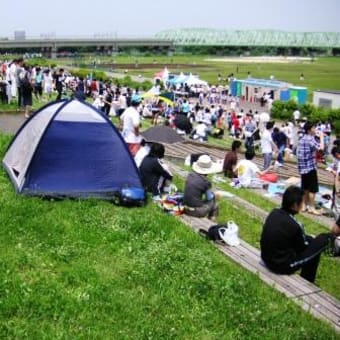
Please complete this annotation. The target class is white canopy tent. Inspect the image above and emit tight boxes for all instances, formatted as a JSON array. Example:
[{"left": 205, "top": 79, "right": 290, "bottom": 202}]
[{"left": 185, "top": 74, "right": 208, "bottom": 86}]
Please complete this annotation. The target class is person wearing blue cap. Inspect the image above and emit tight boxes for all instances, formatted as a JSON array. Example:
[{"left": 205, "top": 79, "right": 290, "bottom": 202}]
[{"left": 120, "top": 94, "right": 142, "bottom": 156}]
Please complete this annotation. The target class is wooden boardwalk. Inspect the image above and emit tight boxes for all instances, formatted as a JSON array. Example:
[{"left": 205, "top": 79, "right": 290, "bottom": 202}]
[
  {"left": 168, "top": 162, "right": 334, "bottom": 229},
  {"left": 168, "top": 162, "right": 339, "bottom": 331},
  {"left": 164, "top": 140, "right": 333, "bottom": 186},
  {"left": 180, "top": 214, "right": 340, "bottom": 332}
]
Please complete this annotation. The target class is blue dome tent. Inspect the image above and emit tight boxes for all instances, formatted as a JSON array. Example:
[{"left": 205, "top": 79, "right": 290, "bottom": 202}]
[{"left": 3, "top": 99, "right": 145, "bottom": 203}]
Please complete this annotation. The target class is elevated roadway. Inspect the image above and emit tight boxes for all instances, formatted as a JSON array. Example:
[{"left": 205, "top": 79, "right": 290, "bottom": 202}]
[{"left": 0, "top": 37, "right": 174, "bottom": 56}]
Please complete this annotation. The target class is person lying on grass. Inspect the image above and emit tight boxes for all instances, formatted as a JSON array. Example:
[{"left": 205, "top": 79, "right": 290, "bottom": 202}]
[{"left": 260, "top": 185, "right": 334, "bottom": 283}]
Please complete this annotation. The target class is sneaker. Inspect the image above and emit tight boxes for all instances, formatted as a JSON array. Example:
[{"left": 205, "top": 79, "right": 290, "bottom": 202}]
[
  {"left": 274, "top": 161, "right": 283, "bottom": 167},
  {"left": 152, "top": 195, "right": 161, "bottom": 202}
]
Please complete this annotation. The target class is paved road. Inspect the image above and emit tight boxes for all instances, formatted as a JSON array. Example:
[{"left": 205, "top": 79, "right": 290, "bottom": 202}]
[
  {"left": 107, "top": 71, "right": 152, "bottom": 83},
  {"left": 0, "top": 113, "right": 25, "bottom": 135}
]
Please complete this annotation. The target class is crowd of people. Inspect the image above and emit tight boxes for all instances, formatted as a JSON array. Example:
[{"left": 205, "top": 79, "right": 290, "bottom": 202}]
[
  {"left": 1, "top": 57, "right": 339, "bottom": 285},
  {"left": 0, "top": 58, "right": 59, "bottom": 117},
  {"left": 116, "top": 91, "right": 340, "bottom": 284}
]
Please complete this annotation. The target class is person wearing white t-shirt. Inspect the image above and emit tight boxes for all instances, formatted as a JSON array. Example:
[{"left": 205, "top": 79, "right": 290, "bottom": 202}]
[
  {"left": 261, "top": 121, "right": 277, "bottom": 170},
  {"left": 293, "top": 109, "right": 300, "bottom": 125},
  {"left": 259, "top": 111, "right": 270, "bottom": 133},
  {"left": 43, "top": 70, "right": 53, "bottom": 99},
  {"left": 193, "top": 121, "right": 208, "bottom": 141},
  {"left": 118, "top": 92, "right": 128, "bottom": 116},
  {"left": 134, "top": 139, "right": 151, "bottom": 168},
  {"left": 120, "top": 94, "right": 142, "bottom": 156},
  {"left": 92, "top": 95, "right": 105, "bottom": 112},
  {"left": 236, "top": 150, "right": 273, "bottom": 188}
]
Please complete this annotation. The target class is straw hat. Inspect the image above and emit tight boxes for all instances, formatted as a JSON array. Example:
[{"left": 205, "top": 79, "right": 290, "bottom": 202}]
[{"left": 192, "top": 155, "right": 222, "bottom": 175}]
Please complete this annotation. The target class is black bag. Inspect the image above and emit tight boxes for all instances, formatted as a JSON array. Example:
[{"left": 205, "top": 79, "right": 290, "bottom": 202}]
[{"left": 200, "top": 224, "right": 226, "bottom": 241}]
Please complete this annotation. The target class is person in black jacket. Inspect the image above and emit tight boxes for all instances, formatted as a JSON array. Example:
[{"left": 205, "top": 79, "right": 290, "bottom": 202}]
[
  {"left": 139, "top": 143, "right": 173, "bottom": 200},
  {"left": 260, "top": 185, "right": 332, "bottom": 283}
]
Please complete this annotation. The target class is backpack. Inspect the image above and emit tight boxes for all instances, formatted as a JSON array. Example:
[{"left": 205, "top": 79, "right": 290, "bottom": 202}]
[
  {"left": 20, "top": 71, "right": 32, "bottom": 90},
  {"left": 112, "top": 187, "right": 146, "bottom": 207}
]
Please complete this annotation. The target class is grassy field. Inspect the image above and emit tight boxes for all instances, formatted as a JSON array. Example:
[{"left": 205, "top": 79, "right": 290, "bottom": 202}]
[
  {"left": 65, "top": 55, "right": 340, "bottom": 98},
  {"left": 1, "top": 55, "right": 339, "bottom": 113},
  {"left": 0, "top": 133, "right": 339, "bottom": 338}
]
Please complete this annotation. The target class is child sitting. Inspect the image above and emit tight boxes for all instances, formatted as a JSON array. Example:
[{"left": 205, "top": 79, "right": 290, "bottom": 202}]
[{"left": 235, "top": 150, "right": 273, "bottom": 188}]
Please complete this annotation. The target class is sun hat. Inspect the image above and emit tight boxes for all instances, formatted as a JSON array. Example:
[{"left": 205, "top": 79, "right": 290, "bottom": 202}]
[{"left": 192, "top": 155, "right": 222, "bottom": 175}]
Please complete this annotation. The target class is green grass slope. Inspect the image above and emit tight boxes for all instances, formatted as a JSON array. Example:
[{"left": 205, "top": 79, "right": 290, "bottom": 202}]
[{"left": 0, "top": 134, "right": 338, "bottom": 338}]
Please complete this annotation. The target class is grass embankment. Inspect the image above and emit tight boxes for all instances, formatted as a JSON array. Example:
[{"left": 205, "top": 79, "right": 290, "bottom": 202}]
[{"left": 0, "top": 133, "right": 339, "bottom": 338}]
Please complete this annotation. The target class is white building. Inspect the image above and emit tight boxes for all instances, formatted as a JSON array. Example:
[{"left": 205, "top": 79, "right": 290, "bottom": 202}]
[
  {"left": 14, "top": 30, "right": 26, "bottom": 40},
  {"left": 313, "top": 90, "right": 340, "bottom": 109}
]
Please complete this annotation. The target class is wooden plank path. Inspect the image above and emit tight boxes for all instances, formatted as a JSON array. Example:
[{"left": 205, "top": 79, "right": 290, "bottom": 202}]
[
  {"left": 168, "top": 162, "right": 339, "bottom": 331},
  {"left": 169, "top": 162, "right": 334, "bottom": 229},
  {"left": 180, "top": 214, "right": 340, "bottom": 332},
  {"left": 164, "top": 140, "right": 333, "bottom": 186}
]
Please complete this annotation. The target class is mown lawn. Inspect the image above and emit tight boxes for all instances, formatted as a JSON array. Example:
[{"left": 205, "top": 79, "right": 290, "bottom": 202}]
[
  {"left": 0, "top": 134, "right": 339, "bottom": 338},
  {"left": 73, "top": 55, "right": 340, "bottom": 97},
  {"left": 2, "top": 55, "right": 340, "bottom": 114}
]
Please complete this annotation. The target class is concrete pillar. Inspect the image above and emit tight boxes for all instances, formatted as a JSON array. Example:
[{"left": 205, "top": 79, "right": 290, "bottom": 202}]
[{"left": 51, "top": 46, "right": 57, "bottom": 59}]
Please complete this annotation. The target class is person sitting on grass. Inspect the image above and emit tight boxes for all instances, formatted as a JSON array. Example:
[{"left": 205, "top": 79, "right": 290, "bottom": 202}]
[
  {"left": 183, "top": 155, "right": 222, "bottom": 221},
  {"left": 134, "top": 139, "right": 151, "bottom": 168},
  {"left": 223, "top": 140, "right": 242, "bottom": 178},
  {"left": 235, "top": 150, "right": 273, "bottom": 188},
  {"left": 191, "top": 120, "right": 208, "bottom": 142},
  {"left": 139, "top": 143, "right": 173, "bottom": 201},
  {"left": 261, "top": 186, "right": 333, "bottom": 283}
]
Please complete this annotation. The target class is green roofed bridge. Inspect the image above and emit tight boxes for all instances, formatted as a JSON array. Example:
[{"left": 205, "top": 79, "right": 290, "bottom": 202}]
[
  {"left": 155, "top": 29, "right": 340, "bottom": 47},
  {"left": 1, "top": 30, "right": 340, "bottom": 57}
]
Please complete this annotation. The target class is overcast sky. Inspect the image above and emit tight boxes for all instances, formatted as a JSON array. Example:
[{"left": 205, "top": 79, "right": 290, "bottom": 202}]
[{"left": 2, "top": 0, "right": 339, "bottom": 38}]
